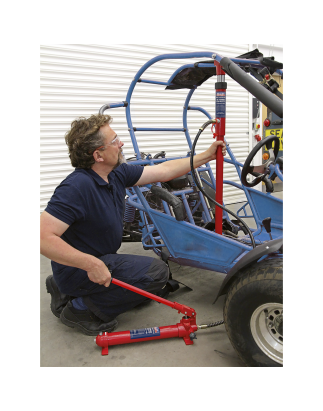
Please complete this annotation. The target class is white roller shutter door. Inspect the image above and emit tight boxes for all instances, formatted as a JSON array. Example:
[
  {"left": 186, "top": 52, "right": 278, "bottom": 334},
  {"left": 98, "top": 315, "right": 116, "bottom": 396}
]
[{"left": 40, "top": 44, "right": 251, "bottom": 213}]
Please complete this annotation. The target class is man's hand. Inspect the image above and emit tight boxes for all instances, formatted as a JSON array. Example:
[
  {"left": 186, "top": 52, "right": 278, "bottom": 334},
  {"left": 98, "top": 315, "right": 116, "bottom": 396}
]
[
  {"left": 206, "top": 140, "right": 227, "bottom": 161},
  {"left": 135, "top": 139, "right": 227, "bottom": 186},
  {"left": 87, "top": 259, "right": 112, "bottom": 287},
  {"left": 40, "top": 212, "right": 112, "bottom": 287}
]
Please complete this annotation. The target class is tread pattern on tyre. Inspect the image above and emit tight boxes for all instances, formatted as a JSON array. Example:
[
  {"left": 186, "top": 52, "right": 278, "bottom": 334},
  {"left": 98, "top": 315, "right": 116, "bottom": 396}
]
[{"left": 223, "top": 258, "right": 283, "bottom": 367}]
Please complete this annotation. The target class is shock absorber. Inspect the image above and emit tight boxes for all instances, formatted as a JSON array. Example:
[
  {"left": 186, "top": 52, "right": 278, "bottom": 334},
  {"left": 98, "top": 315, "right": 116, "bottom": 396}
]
[{"left": 124, "top": 200, "right": 136, "bottom": 223}]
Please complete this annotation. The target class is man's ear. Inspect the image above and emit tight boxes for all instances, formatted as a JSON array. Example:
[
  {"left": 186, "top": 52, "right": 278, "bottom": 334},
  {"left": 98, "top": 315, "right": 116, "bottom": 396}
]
[{"left": 93, "top": 151, "right": 104, "bottom": 163}]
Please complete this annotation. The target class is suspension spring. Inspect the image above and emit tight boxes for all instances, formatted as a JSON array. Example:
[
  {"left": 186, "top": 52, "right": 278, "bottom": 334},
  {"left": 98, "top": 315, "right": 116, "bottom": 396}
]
[{"left": 124, "top": 201, "right": 136, "bottom": 223}]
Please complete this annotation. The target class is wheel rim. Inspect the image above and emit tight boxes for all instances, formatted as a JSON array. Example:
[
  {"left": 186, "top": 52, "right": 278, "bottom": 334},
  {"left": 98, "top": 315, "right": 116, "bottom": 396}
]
[{"left": 250, "top": 303, "right": 283, "bottom": 365}]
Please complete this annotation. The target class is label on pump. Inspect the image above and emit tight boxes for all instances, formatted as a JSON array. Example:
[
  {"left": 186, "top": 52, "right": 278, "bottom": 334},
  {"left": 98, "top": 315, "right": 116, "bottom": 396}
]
[
  {"left": 130, "top": 327, "right": 161, "bottom": 339},
  {"left": 216, "top": 91, "right": 226, "bottom": 118}
]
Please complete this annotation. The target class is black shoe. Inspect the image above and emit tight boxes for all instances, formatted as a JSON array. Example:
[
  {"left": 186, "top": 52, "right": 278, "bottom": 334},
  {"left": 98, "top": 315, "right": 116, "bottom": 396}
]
[
  {"left": 46, "top": 275, "right": 70, "bottom": 318},
  {"left": 60, "top": 301, "right": 118, "bottom": 336}
]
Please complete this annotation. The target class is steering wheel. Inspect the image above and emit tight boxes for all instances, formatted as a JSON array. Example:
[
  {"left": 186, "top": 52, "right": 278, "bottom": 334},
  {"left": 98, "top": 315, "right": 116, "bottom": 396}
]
[{"left": 241, "top": 135, "right": 280, "bottom": 187}]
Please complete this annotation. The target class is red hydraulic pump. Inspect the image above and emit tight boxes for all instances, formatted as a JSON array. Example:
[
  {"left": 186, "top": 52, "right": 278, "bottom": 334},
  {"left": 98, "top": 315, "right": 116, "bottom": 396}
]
[{"left": 95, "top": 278, "right": 198, "bottom": 355}]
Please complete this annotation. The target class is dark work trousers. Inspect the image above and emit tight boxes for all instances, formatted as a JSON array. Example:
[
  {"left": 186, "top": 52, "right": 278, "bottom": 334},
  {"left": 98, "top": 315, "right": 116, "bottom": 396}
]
[{"left": 53, "top": 254, "right": 169, "bottom": 322}]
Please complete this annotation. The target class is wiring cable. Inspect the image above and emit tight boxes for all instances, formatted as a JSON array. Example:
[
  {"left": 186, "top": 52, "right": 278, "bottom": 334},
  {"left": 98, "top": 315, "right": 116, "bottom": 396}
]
[{"left": 190, "top": 119, "right": 256, "bottom": 249}]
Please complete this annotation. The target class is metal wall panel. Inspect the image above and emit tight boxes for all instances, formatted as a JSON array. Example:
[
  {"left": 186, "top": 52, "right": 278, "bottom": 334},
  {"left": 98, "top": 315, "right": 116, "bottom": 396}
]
[{"left": 40, "top": 44, "right": 251, "bottom": 212}]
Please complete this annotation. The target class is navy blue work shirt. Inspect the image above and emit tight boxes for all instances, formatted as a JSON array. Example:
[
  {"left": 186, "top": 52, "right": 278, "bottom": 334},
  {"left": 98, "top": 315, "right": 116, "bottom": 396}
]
[{"left": 45, "top": 163, "right": 144, "bottom": 275}]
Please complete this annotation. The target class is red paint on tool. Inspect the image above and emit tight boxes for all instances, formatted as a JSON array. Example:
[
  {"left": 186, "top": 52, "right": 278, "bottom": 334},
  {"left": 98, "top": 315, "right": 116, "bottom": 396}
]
[
  {"left": 95, "top": 278, "right": 197, "bottom": 355},
  {"left": 214, "top": 61, "right": 226, "bottom": 235}
]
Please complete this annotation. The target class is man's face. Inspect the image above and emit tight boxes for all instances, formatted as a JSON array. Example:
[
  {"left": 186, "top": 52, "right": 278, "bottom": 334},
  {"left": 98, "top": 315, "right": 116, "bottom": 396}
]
[{"left": 99, "top": 124, "right": 125, "bottom": 169}]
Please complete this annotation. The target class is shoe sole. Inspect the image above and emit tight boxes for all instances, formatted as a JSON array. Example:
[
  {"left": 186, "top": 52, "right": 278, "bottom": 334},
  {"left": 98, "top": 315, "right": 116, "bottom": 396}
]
[
  {"left": 60, "top": 310, "right": 118, "bottom": 336},
  {"left": 45, "top": 276, "right": 61, "bottom": 318}
]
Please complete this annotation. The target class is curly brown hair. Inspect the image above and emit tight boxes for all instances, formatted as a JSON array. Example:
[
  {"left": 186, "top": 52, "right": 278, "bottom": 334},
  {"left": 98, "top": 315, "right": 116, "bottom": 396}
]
[{"left": 65, "top": 114, "right": 113, "bottom": 168}]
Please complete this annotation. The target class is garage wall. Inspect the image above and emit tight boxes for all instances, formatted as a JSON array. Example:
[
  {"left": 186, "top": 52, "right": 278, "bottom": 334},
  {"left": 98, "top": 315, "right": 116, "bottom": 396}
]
[{"left": 40, "top": 44, "right": 252, "bottom": 213}]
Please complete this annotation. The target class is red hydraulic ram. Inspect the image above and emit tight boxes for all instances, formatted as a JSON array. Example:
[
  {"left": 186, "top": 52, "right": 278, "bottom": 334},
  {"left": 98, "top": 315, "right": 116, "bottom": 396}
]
[
  {"left": 213, "top": 61, "right": 227, "bottom": 235},
  {"left": 95, "top": 278, "right": 197, "bottom": 355}
]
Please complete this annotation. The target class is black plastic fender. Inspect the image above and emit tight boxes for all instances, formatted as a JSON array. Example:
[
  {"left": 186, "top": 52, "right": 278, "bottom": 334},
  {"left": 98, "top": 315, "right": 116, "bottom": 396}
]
[
  {"left": 150, "top": 185, "right": 186, "bottom": 221},
  {"left": 214, "top": 237, "right": 283, "bottom": 302}
]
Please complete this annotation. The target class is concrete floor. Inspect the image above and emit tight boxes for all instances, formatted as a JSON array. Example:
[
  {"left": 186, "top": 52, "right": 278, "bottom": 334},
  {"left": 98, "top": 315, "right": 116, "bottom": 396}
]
[{"left": 40, "top": 191, "right": 282, "bottom": 367}]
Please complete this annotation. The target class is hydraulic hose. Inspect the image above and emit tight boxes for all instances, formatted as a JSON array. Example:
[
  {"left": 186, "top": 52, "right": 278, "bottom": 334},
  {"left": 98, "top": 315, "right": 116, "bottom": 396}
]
[
  {"left": 197, "top": 320, "right": 224, "bottom": 329},
  {"left": 190, "top": 119, "right": 256, "bottom": 249}
]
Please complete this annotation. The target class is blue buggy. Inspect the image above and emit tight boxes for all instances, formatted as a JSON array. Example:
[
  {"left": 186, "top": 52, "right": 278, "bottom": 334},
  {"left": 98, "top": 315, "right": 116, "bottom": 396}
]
[{"left": 99, "top": 49, "right": 283, "bottom": 367}]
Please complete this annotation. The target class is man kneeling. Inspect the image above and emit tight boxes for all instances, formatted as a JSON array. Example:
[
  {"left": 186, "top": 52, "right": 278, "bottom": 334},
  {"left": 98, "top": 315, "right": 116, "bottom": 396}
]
[{"left": 40, "top": 114, "right": 226, "bottom": 335}]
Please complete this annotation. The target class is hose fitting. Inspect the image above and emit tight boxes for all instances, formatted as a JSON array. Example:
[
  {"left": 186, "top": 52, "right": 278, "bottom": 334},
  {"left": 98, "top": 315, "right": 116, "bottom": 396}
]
[
  {"left": 197, "top": 320, "right": 224, "bottom": 329},
  {"left": 199, "top": 118, "right": 219, "bottom": 131}
]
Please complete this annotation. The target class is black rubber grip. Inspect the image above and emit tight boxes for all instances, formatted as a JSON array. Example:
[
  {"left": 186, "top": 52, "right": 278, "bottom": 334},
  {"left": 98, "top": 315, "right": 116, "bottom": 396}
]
[
  {"left": 215, "top": 82, "right": 227, "bottom": 90},
  {"left": 150, "top": 186, "right": 185, "bottom": 221},
  {"left": 220, "top": 57, "right": 283, "bottom": 118}
]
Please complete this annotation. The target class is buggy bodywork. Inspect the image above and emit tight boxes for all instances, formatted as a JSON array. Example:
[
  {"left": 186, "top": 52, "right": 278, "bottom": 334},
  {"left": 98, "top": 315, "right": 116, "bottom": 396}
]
[
  {"left": 100, "top": 51, "right": 283, "bottom": 273},
  {"left": 99, "top": 50, "right": 284, "bottom": 366}
]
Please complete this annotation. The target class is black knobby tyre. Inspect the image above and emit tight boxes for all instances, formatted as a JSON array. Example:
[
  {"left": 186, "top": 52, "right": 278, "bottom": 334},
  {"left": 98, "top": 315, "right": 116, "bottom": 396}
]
[{"left": 223, "top": 258, "right": 283, "bottom": 367}]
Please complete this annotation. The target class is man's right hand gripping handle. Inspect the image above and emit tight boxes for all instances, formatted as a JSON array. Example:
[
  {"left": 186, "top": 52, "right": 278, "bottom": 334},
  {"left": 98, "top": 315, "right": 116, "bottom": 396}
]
[{"left": 86, "top": 258, "right": 112, "bottom": 287}]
